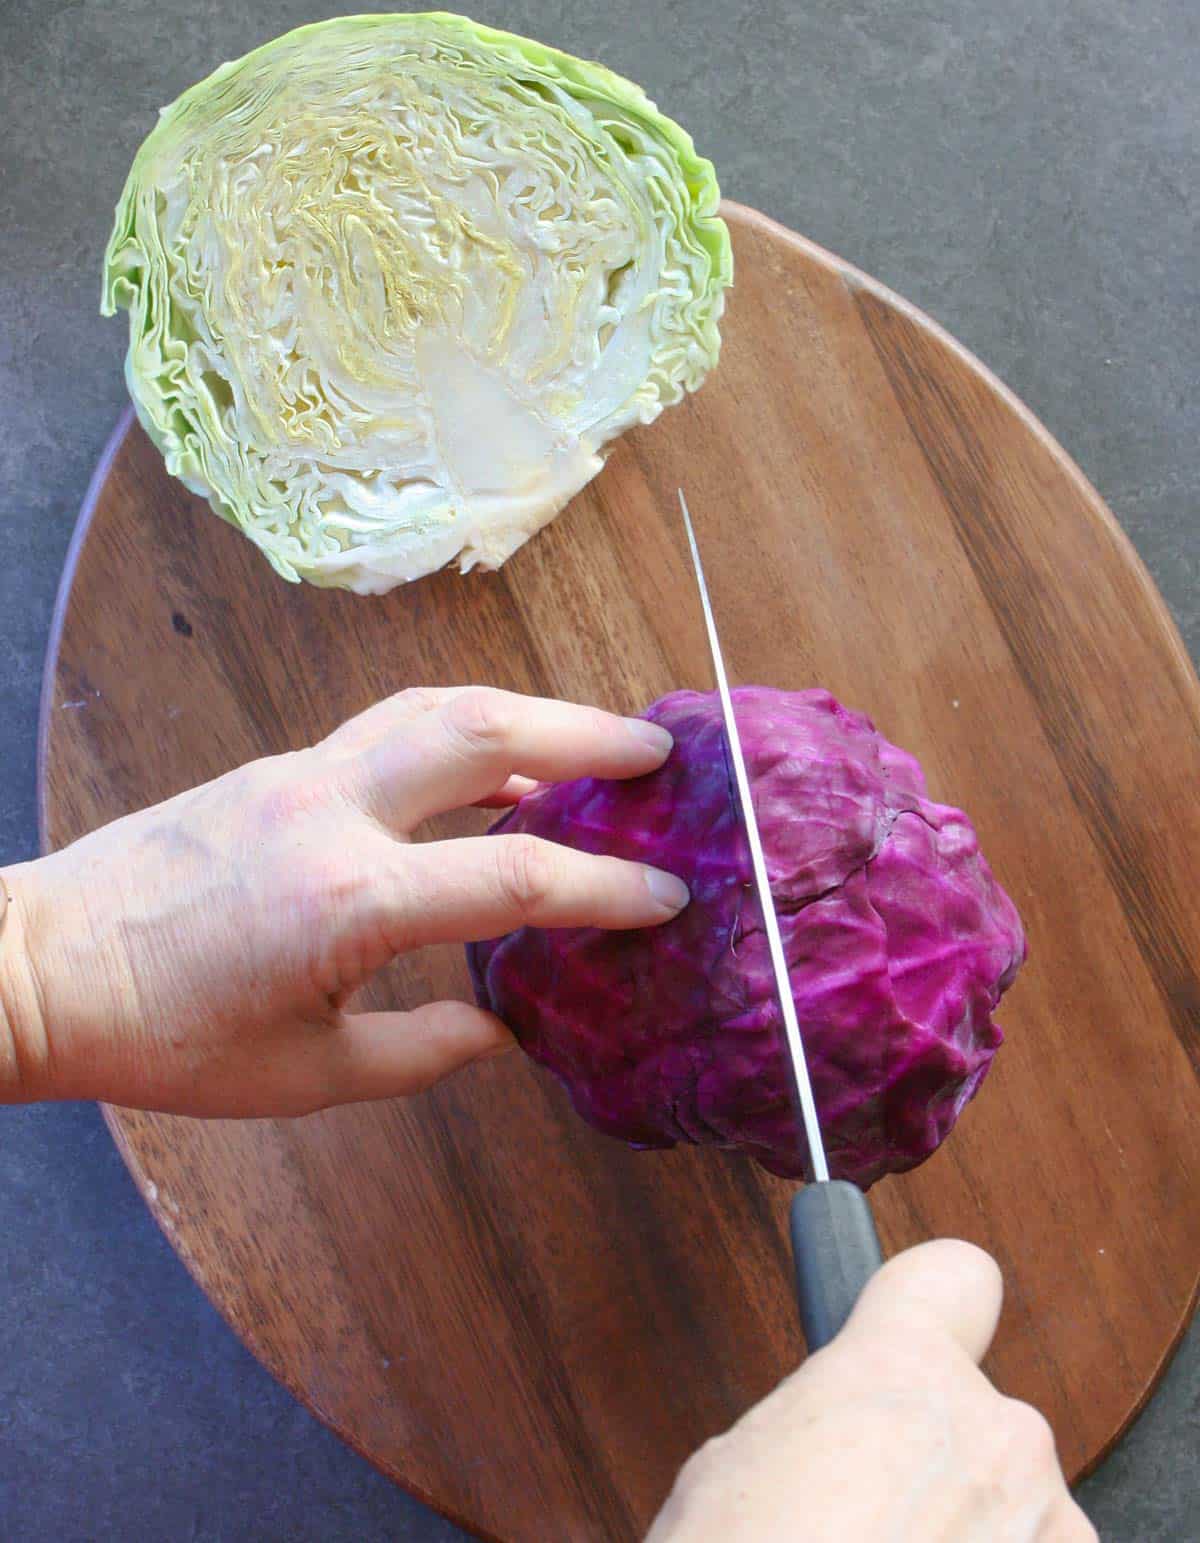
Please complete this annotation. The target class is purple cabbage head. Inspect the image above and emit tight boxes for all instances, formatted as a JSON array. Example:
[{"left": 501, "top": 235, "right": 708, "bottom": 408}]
[{"left": 467, "top": 688, "right": 1025, "bottom": 1187}]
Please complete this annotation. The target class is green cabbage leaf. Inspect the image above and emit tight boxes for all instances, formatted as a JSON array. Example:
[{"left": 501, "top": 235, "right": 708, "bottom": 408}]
[{"left": 102, "top": 12, "right": 731, "bottom": 591}]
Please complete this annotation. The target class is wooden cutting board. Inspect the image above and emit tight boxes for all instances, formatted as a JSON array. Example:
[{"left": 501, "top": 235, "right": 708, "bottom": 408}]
[{"left": 41, "top": 203, "right": 1200, "bottom": 1540}]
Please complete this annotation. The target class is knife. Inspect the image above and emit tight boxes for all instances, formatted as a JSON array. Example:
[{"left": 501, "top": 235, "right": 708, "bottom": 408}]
[{"left": 678, "top": 489, "right": 884, "bottom": 1352}]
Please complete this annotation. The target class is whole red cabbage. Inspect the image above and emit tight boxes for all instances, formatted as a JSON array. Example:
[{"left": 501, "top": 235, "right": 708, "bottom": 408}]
[{"left": 467, "top": 688, "right": 1025, "bottom": 1186}]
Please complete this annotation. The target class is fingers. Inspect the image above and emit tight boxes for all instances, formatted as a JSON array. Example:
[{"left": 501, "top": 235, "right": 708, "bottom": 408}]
[
  {"left": 351, "top": 686, "right": 673, "bottom": 831},
  {"left": 984, "top": 1399, "right": 1094, "bottom": 1540},
  {"left": 474, "top": 775, "right": 539, "bottom": 810},
  {"left": 1044, "top": 1494, "right": 1100, "bottom": 1541},
  {"left": 378, "top": 832, "right": 690, "bottom": 947},
  {"left": 843, "top": 1239, "right": 1003, "bottom": 1366},
  {"left": 312, "top": 1001, "right": 517, "bottom": 1107}
]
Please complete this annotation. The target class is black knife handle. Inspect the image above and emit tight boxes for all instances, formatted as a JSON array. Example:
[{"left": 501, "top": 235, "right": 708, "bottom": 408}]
[{"left": 789, "top": 1181, "right": 884, "bottom": 1352}]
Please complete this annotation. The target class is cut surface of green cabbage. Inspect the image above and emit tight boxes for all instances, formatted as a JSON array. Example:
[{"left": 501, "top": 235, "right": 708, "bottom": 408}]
[{"left": 102, "top": 12, "right": 732, "bottom": 591}]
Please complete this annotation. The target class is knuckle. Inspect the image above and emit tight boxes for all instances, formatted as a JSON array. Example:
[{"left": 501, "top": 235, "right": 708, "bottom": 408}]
[
  {"left": 246, "top": 756, "right": 330, "bottom": 832},
  {"left": 317, "top": 859, "right": 365, "bottom": 909},
  {"left": 395, "top": 686, "right": 446, "bottom": 718},
  {"left": 673, "top": 1432, "right": 731, "bottom": 1493},
  {"left": 999, "top": 1397, "right": 1057, "bottom": 1462},
  {"left": 496, "top": 834, "right": 555, "bottom": 913},
  {"left": 444, "top": 687, "right": 511, "bottom": 757},
  {"left": 586, "top": 704, "right": 621, "bottom": 739},
  {"left": 1058, "top": 1509, "right": 1099, "bottom": 1543},
  {"left": 255, "top": 783, "right": 304, "bottom": 832},
  {"left": 289, "top": 844, "right": 375, "bottom": 923}
]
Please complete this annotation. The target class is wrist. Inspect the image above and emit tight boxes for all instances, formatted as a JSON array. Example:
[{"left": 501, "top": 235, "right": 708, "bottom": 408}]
[{"left": 0, "top": 863, "right": 52, "bottom": 1102}]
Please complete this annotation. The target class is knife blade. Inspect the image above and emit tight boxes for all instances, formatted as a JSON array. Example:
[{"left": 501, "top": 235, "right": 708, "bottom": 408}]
[{"left": 677, "top": 488, "right": 883, "bottom": 1349}]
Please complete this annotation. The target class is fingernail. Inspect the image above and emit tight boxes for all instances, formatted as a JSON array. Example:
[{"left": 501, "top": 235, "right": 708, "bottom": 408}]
[
  {"left": 644, "top": 866, "right": 690, "bottom": 913},
  {"left": 625, "top": 718, "right": 674, "bottom": 756}
]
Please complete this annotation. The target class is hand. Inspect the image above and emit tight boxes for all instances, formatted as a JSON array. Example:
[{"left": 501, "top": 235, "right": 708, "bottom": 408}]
[
  {"left": 648, "top": 1240, "right": 1096, "bottom": 1543},
  {"left": 0, "top": 687, "right": 686, "bottom": 1116}
]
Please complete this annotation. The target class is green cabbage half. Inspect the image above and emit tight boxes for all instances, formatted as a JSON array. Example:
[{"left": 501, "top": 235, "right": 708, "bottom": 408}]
[{"left": 102, "top": 12, "right": 731, "bottom": 592}]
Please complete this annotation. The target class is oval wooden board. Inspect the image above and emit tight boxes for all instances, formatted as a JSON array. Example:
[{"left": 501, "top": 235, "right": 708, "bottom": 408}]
[{"left": 41, "top": 203, "right": 1200, "bottom": 1539}]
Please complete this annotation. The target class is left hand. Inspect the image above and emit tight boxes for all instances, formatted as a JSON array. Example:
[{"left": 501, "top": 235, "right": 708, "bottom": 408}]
[{"left": 0, "top": 686, "right": 685, "bottom": 1116}]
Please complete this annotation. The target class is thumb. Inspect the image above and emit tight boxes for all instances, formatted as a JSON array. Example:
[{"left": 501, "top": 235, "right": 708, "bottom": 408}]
[
  {"left": 315, "top": 1001, "right": 517, "bottom": 1106},
  {"left": 841, "top": 1238, "right": 1003, "bottom": 1366}
]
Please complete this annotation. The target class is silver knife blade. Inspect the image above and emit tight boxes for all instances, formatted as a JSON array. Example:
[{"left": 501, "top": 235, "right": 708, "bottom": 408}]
[{"left": 677, "top": 489, "right": 831, "bottom": 1184}]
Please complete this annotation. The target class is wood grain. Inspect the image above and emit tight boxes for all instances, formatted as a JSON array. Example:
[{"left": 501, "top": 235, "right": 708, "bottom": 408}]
[{"left": 40, "top": 202, "right": 1200, "bottom": 1540}]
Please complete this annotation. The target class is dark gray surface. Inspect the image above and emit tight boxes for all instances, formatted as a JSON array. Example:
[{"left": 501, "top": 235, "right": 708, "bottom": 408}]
[{"left": 1, "top": 0, "right": 1196, "bottom": 1536}]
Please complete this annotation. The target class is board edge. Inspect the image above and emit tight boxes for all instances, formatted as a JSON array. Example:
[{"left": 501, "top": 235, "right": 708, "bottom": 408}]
[
  {"left": 718, "top": 199, "right": 1200, "bottom": 713},
  {"left": 37, "top": 404, "right": 137, "bottom": 858}
]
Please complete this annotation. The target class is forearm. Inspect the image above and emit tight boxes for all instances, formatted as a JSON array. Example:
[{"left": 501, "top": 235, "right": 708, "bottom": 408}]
[{"left": 0, "top": 864, "right": 51, "bottom": 1102}]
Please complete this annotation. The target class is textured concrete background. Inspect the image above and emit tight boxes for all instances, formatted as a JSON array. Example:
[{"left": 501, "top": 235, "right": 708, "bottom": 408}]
[{"left": 1, "top": 1, "right": 1197, "bottom": 1537}]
